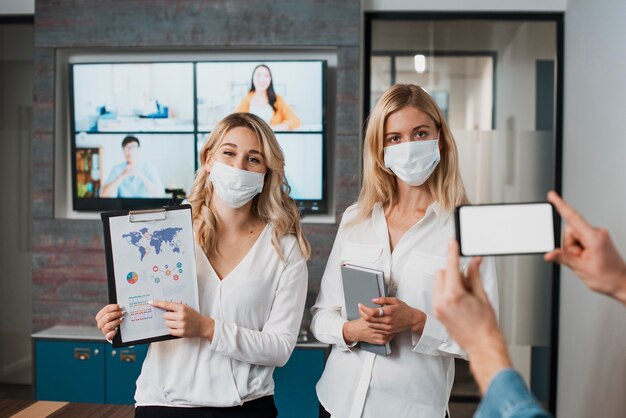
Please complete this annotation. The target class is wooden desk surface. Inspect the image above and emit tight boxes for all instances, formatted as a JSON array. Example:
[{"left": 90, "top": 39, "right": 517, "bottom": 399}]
[{"left": 0, "top": 399, "right": 134, "bottom": 418}]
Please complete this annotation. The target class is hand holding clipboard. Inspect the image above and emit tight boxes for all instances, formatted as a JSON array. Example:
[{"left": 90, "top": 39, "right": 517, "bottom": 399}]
[{"left": 100, "top": 204, "right": 200, "bottom": 348}]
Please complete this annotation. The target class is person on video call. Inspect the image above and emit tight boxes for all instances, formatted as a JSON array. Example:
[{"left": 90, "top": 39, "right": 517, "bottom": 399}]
[
  {"left": 96, "top": 113, "right": 310, "bottom": 417},
  {"left": 235, "top": 64, "right": 301, "bottom": 131},
  {"left": 433, "top": 191, "right": 626, "bottom": 418},
  {"left": 310, "top": 84, "right": 499, "bottom": 418},
  {"left": 101, "top": 135, "right": 164, "bottom": 198}
]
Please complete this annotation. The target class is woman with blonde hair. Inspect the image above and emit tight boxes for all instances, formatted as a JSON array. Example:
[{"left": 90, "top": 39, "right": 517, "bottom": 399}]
[
  {"left": 96, "top": 112, "right": 310, "bottom": 418},
  {"left": 311, "top": 84, "right": 498, "bottom": 418}
]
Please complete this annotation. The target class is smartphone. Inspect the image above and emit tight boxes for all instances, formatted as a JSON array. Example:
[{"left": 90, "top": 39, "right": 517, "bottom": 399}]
[{"left": 455, "top": 202, "right": 558, "bottom": 256}]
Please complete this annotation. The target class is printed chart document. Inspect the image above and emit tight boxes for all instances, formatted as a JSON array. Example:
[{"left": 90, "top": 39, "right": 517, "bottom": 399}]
[
  {"left": 341, "top": 264, "right": 391, "bottom": 356},
  {"left": 101, "top": 204, "right": 199, "bottom": 348}
]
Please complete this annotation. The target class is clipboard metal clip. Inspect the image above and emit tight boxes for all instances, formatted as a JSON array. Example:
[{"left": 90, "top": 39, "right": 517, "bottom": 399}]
[{"left": 129, "top": 208, "right": 168, "bottom": 223}]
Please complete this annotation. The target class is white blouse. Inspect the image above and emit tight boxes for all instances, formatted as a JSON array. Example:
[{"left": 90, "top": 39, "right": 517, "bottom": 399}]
[
  {"left": 249, "top": 101, "right": 274, "bottom": 125},
  {"left": 311, "top": 203, "right": 499, "bottom": 418},
  {"left": 135, "top": 224, "right": 308, "bottom": 407}
]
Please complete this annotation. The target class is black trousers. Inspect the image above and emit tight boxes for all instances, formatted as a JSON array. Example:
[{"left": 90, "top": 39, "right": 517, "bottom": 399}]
[{"left": 135, "top": 396, "right": 278, "bottom": 418}]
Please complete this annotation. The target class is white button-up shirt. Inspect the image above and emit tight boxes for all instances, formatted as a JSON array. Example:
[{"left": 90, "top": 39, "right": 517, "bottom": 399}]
[
  {"left": 135, "top": 225, "right": 308, "bottom": 407},
  {"left": 311, "top": 203, "right": 499, "bottom": 418}
]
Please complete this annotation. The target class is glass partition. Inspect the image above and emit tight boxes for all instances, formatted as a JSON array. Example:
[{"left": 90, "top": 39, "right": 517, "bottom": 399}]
[{"left": 366, "top": 15, "right": 562, "bottom": 415}]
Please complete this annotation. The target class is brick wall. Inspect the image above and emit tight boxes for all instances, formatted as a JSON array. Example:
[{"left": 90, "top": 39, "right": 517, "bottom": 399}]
[{"left": 32, "top": 0, "right": 361, "bottom": 330}]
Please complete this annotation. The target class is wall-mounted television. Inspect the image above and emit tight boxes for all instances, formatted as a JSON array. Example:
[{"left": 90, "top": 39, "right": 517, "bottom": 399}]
[{"left": 70, "top": 60, "right": 327, "bottom": 213}]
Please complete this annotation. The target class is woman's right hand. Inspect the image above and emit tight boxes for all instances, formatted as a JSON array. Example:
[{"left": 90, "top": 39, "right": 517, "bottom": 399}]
[
  {"left": 95, "top": 304, "right": 124, "bottom": 341},
  {"left": 342, "top": 318, "right": 393, "bottom": 346}
]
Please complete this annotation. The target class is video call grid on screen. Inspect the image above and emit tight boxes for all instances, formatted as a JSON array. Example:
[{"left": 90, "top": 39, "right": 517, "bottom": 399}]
[
  {"left": 69, "top": 60, "right": 327, "bottom": 213},
  {"left": 457, "top": 203, "right": 556, "bottom": 256}
]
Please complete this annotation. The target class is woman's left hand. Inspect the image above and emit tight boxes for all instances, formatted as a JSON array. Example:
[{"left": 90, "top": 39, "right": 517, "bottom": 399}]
[
  {"left": 150, "top": 300, "right": 215, "bottom": 340},
  {"left": 359, "top": 297, "right": 427, "bottom": 335}
]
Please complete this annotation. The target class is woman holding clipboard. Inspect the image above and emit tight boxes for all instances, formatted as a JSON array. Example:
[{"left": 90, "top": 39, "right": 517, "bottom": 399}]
[
  {"left": 95, "top": 113, "right": 310, "bottom": 418},
  {"left": 310, "top": 84, "right": 499, "bottom": 418}
]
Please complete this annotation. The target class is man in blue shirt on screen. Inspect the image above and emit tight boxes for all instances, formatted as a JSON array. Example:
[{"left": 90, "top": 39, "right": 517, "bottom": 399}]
[{"left": 101, "top": 135, "right": 164, "bottom": 198}]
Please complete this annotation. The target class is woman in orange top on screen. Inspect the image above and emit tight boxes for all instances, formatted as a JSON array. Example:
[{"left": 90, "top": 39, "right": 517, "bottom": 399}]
[{"left": 235, "top": 64, "right": 301, "bottom": 131}]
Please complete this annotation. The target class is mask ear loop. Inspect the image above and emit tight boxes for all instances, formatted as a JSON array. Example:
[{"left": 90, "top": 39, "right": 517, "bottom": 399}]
[
  {"left": 433, "top": 128, "right": 443, "bottom": 153},
  {"left": 204, "top": 157, "right": 212, "bottom": 188},
  {"left": 204, "top": 160, "right": 215, "bottom": 205}
]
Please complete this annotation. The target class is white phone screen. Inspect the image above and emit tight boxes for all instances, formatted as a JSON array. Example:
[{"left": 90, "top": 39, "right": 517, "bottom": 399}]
[{"left": 457, "top": 203, "right": 556, "bottom": 256}]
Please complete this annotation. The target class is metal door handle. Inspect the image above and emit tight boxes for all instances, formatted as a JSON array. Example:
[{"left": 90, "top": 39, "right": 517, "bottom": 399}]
[
  {"left": 74, "top": 348, "right": 91, "bottom": 360},
  {"left": 120, "top": 350, "right": 136, "bottom": 363}
]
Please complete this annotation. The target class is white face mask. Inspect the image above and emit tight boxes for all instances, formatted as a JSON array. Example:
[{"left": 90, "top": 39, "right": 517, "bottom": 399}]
[
  {"left": 383, "top": 139, "right": 440, "bottom": 186},
  {"left": 209, "top": 161, "right": 265, "bottom": 209}
]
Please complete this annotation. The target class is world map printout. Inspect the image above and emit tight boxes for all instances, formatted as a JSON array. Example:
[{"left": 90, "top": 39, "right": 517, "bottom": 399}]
[{"left": 106, "top": 207, "right": 199, "bottom": 344}]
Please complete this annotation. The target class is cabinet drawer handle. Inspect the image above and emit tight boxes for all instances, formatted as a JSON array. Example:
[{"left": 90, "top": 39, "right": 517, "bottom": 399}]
[
  {"left": 74, "top": 348, "right": 91, "bottom": 361},
  {"left": 120, "top": 350, "right": 136, "bottom": 363}
]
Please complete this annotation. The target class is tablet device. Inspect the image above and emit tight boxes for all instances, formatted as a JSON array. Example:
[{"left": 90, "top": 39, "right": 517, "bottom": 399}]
[{"left": 455, "top": 202, "right": 558, "bottom": 256}]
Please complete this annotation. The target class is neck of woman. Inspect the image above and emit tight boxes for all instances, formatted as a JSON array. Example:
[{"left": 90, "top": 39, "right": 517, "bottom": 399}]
[
  {"left": 212, "top": 197, "right": 260, "bottom": 234},
  {"left": 252, "top": 90, "right": 268, "bottom": 100},
  {"left": 390, "top": 180, "right": 434, "bottom": 215}
]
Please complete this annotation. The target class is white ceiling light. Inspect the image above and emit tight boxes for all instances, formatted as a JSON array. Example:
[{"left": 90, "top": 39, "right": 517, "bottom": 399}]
[{"left": 414, "top": 54, "right": 426, "bottom": 73}]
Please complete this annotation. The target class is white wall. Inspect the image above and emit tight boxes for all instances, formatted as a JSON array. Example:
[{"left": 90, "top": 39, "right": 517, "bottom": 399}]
[
  {"left": 0, "top": 24, "right": 33, "bottom": 384},
  {"left": 0, "top": 0, "right": 34, "bottom": 14},
  {"left": 558, "top": 0, "right": 626, "bottom": 416}
]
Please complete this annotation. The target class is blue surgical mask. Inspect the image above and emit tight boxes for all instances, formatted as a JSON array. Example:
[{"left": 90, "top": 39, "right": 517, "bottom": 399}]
[
  {"left": 383, "top": 140, "right": 440, "bottom": 186},
  {"left": 209, "top": 161, "right": 265, "bottom": 208}
]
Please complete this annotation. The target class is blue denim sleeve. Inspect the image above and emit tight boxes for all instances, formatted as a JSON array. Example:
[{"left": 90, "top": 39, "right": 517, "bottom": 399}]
[{"left": 474, "top": 368, "right": 552, "bottom": 418}]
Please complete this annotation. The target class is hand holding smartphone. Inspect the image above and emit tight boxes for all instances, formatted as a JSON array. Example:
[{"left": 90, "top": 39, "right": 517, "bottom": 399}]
[{"left": 455, "top": 202, "right": 558, "bottom": 256}]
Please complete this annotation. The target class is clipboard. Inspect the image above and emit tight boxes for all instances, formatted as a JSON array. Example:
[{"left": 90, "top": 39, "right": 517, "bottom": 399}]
[{"left": 101, "top": 204, "right": 199, "bottom": 348}]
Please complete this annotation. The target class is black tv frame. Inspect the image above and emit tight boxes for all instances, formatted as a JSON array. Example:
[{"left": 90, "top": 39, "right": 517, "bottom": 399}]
[{"left": 69, "top": 59, "right": 328, "bottom": 214}]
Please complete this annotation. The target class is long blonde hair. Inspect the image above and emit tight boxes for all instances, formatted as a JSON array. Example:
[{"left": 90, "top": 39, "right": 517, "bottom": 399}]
[
  {"left": 355, "top": 84, "right": 468, "bottom": 222},
  {"left": 187, "top": 113, "right": 310, "bottom": 260}
]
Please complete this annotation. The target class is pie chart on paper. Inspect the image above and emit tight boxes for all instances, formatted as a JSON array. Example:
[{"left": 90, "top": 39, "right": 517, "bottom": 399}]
[{"left": 126, "top": 271, "right": 139, "bottom": 284}]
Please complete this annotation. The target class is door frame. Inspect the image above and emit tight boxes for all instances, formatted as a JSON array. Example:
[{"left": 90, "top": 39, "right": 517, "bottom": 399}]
[{"left": 364, "top": 12, "right": 564, "bottom": 415}]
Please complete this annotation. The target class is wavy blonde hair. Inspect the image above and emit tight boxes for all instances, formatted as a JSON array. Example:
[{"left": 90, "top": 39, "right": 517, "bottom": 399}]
[
  {"left": 187, "top": 113, "right": 310, "bottom": 260},
  {"left": 355, "top": 84, "right": 468, "bottom": 222}
]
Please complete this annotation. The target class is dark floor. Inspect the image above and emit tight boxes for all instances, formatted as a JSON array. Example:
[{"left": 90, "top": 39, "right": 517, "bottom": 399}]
[
  {"left": 0, "top": 360, "right": 479, "bottom": 417},
  {"left": 0, "top": 383, "right": 32, "bottom": 400},
  {"left": 0, "top": 385, "right": 479, "bottom": 417}
]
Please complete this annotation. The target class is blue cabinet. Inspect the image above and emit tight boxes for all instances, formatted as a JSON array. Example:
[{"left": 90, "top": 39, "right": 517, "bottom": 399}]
[
  {"left": 274, "top": 344, "right": 329, "bottom": 418},
  {"left": 34, "top": 326, "right": 330, "bottom": 415},
  {"left": 105, "top": 344, "right": 149, "bottom": 404},
  {"left": 33, "top": 326, "right": 148, "bottom": 405},
  {"left": 34, "top": 339, "right": 106, "bottom": 403}
]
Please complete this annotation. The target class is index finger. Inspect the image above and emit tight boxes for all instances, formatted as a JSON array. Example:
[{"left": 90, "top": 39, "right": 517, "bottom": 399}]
[
  {"left": 95, "top": 304, "right": 122, "bottom": 322},
  {"left": 149, "top": 300, "right": 181, "bottom": 311},
  {"left": 444, "top": 240, "right": 463, "bottom": 293},
  {"left": 547, "top": 191, "right": 594, "bottom": 240},
  {"left": 371, "top": 297, "right": 397, "bottom": 305}
]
